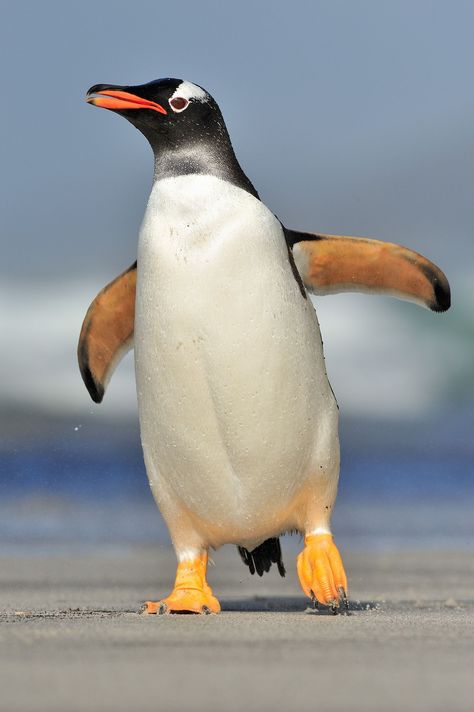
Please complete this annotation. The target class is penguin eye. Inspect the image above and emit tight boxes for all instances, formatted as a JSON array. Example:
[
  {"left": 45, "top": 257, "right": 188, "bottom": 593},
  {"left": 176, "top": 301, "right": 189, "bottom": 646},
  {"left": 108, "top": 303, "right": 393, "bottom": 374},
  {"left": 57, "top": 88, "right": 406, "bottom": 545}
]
[{"left": 169, "top": 96, "right": 189, "bottom": 112}]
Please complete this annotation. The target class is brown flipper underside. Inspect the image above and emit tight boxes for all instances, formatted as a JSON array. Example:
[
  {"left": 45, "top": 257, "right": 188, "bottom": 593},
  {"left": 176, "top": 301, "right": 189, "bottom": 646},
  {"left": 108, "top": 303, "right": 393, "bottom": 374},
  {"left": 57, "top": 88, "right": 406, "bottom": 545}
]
[
  {"left": 287, "top": 230, "right": 451, "bottom": 312},
  {"left": 78, "top": 262, "right": 136, "bottom": 403}
]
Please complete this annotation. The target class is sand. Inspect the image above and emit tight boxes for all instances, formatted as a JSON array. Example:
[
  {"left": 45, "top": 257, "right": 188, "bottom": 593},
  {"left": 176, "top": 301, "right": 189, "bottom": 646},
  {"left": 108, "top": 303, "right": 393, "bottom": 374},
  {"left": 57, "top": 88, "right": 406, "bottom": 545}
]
[{"left": 0, "top": 545, "right": 473, "bottom": 712}]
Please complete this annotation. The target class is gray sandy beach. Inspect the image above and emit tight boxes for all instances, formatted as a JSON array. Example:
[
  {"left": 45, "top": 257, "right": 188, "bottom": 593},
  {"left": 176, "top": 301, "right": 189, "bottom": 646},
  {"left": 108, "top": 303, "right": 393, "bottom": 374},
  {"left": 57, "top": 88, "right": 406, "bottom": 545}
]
[{"left": 1, "top": 546, "right": 473, "bottom": 712}]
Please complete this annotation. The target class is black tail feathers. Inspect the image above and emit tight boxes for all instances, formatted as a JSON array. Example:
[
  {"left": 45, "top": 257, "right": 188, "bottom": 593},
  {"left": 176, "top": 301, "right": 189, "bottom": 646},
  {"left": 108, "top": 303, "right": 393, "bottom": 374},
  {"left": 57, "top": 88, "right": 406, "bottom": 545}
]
[{"left": 238, "top": 537, "right": 286, "bottom": 577}]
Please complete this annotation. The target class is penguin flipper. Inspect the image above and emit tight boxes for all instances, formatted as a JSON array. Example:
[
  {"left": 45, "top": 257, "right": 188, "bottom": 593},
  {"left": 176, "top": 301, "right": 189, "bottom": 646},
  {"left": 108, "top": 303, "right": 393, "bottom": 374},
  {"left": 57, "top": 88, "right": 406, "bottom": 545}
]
[
  {"left": 287, "top": 230, "right": 450, "bottom": 312},
  {"left": 78, "top": 262, "right": 136, "bottom": 403}
]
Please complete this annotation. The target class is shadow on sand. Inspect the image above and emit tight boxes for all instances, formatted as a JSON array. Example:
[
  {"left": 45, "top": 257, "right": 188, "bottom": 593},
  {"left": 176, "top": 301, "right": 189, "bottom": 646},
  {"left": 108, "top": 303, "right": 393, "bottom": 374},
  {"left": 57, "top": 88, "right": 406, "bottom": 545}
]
[{"left": 220, "top": 596, "right": 379, "bottom": 614}]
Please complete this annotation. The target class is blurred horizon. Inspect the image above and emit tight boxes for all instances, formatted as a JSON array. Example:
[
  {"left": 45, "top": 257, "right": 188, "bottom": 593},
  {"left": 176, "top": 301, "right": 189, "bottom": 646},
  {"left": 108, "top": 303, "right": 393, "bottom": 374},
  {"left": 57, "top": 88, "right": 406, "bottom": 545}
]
[{"left": 1, "top": 279, "right": 472, "bottom": 422}]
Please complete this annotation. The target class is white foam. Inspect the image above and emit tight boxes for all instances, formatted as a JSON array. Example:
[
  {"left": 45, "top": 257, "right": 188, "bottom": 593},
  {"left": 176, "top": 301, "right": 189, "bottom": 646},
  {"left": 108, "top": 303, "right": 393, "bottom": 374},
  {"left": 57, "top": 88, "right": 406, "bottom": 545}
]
[{"left": 0, "top": 275, "right": 465, "bottom": 419}]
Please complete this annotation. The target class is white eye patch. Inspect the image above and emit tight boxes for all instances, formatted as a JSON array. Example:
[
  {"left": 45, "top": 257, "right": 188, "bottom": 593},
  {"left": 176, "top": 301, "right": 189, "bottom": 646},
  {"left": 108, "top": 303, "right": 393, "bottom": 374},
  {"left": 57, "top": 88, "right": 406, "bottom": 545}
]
[{"left": 171, "top": 80, "right": 207, "bottom": 103}]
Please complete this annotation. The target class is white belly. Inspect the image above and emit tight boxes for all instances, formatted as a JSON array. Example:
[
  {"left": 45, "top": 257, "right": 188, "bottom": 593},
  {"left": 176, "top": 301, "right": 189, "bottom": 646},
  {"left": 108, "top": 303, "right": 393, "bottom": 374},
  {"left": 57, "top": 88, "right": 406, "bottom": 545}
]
[{"left": 135, "top": 175, "right": 338, "bottom": 546}]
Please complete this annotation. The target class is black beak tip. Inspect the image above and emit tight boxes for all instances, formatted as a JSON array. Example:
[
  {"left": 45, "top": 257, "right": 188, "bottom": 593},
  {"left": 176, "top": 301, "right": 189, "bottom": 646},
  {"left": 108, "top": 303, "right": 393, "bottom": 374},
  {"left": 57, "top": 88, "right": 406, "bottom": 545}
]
[{"left": 87, "top": 83, "right": 119, "bottom": 97}]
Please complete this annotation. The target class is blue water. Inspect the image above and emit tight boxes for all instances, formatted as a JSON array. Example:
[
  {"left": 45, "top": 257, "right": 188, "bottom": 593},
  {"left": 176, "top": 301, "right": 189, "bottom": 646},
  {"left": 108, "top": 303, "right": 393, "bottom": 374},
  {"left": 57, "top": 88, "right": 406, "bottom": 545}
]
[{"left": 1, "top": 418, "right": 473, "bottom": 552}]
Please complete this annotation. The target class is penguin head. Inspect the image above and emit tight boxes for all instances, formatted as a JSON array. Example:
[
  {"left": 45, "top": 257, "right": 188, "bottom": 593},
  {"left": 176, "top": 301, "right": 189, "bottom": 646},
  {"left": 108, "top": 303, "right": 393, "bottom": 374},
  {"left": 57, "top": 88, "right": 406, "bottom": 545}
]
[
  {"left": 86, "top": 77, "right": 258, "bottom": 195},
  {"left": 86, "top": 78, "right": 223, "bottom": 151}
]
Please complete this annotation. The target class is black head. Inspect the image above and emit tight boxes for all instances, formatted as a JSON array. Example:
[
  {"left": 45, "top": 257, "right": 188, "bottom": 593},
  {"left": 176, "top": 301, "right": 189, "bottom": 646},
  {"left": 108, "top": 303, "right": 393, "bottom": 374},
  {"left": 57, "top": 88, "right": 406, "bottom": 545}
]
[
  {"left": 87, "top": 78, "right": 218, "bottom": 145},
  {"left": 86, "top": 77, "right": 258, "bottom": 195}
]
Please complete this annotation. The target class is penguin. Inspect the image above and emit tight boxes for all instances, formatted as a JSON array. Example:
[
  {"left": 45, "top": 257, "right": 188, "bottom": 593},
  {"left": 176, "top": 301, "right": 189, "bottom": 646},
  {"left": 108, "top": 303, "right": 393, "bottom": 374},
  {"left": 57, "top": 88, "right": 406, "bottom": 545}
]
[{"left": 79, "top": 78, "right": 450, "bottom": 614}]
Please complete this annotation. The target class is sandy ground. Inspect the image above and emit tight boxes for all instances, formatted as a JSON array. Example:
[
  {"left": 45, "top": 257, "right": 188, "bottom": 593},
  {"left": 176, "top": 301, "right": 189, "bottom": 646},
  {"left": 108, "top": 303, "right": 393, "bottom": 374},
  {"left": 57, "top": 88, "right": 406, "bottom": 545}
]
[{"left": 0, "top": 545, "right": 473, "bottom": 712}]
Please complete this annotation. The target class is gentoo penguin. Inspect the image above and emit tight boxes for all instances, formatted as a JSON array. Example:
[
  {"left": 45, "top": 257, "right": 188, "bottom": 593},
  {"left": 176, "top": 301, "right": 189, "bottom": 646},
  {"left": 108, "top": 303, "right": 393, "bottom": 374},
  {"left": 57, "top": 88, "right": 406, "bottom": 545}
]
[{"left": 79, "top": 78, "right": 450, "bottom": 614}]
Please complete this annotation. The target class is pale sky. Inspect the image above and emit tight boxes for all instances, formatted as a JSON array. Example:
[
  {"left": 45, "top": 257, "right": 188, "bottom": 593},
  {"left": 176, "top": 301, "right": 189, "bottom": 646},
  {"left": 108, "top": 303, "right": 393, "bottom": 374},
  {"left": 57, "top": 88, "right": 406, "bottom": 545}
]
[{"left": 2, "top": 0, "right": 473, "bottom": 280}]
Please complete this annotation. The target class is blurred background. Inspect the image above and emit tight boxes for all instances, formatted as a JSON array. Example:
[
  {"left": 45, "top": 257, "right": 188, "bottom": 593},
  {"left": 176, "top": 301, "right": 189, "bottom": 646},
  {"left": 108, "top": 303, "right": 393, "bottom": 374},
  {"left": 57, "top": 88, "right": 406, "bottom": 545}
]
[{"left": 1, "top": 0, "right": 472, "bottom": 555}]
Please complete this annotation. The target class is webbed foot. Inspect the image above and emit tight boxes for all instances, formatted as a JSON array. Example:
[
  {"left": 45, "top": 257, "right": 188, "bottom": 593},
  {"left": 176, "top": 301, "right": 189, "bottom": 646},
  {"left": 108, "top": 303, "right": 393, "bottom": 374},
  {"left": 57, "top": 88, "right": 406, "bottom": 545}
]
[
  {"left": 297, "top": 533, "right": 348, "bottom": 613},
  {"left": 141, "top": 553, "right": 221, "bottom": 615}
]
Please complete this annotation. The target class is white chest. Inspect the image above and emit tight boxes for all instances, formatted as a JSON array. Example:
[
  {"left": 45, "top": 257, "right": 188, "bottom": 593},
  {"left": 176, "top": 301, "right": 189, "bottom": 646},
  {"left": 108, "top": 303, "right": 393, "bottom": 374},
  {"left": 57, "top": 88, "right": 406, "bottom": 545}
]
[{"left": 134, "top": 175, "right": 336, "bottom": 531}]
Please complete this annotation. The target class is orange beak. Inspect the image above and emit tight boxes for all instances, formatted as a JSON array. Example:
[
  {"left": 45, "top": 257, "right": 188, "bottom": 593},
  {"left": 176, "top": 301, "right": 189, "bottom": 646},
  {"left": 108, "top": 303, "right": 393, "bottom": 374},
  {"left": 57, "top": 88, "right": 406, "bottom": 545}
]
[{"left": 86, "top": 89, "right": 167, "bottom": 115}]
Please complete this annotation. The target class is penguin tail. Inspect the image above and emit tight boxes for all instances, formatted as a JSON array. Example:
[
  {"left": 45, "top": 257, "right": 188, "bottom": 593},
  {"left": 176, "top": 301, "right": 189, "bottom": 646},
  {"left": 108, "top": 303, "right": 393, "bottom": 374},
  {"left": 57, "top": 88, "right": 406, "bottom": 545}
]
[{"left": 237, "top": 538, "right": 286, "bottom": 577}]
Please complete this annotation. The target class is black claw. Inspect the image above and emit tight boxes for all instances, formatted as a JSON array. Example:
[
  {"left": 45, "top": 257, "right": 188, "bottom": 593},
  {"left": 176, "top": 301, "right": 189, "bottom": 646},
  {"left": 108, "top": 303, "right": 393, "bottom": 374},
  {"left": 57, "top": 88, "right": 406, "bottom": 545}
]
[
  {"left": 202, "top": 606, "right": 212, "bottom": 615},
  {"left": 338, "top": 586, "right": 349, "bottom": 611},
  {"left": 139, "top": 604, "right": 148, "bottom": 614},
  {"left": 310, "top": 591, "right": 319, "bottom": 611},
  {"left": 158, "top": 603, "right": 168, "bottom": 615},
  {"left": 330, "top": 600, "right": 340, "bottom": 615}
]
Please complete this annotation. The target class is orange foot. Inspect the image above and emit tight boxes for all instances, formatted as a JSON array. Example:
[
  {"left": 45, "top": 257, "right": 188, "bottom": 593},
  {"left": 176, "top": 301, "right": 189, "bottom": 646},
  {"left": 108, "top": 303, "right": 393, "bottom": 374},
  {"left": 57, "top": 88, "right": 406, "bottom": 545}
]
[
  {"left": 141, "top": 552, "right": 221, "bottom": 615},
  {"left": 297, "top": 533, "right": 348, "bottom": 613}
]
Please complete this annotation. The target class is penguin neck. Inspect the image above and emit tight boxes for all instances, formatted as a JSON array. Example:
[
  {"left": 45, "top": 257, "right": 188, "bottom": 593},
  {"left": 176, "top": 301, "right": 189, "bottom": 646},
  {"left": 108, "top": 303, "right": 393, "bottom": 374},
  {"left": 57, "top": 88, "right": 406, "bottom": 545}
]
[{"left": 150, "top": 132, "right": 259, "bottom": 200}]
